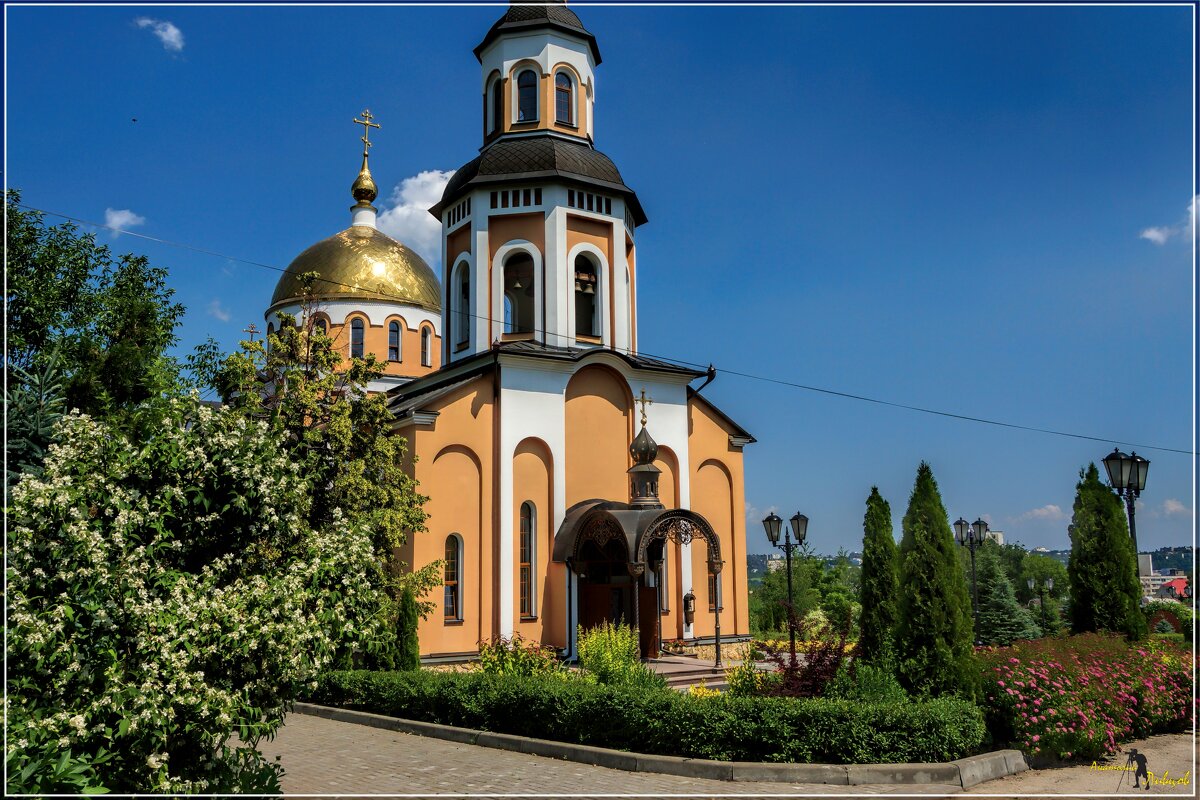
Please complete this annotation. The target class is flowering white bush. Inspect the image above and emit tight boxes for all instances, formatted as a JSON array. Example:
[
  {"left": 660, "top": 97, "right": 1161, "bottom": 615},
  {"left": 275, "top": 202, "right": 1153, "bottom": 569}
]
[{"left": 6, "top": 401, "right": 391, "bottom": 792}]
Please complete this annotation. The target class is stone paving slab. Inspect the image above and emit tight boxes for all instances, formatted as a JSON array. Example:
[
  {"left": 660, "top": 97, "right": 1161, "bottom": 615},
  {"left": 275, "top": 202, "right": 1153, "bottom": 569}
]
[{"left": 258, "top": 712, "right": 963, "bottom": 796}]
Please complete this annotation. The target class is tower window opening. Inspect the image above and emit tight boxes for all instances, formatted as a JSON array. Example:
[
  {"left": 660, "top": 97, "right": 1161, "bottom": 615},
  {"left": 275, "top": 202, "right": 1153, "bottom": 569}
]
[
  {"left": 388, "top": 320, "right": 401, "bottom": 362},
  {"left": 489, "top": 77, "right": 503, "bottom": 134},
  {"left": 444, "top": 535, "right": 462, "bottom": 621},
  {"left": 604, "top": 198, "right": 612, "bottom": 215},
  {"left": 350, "top": 317, "right": 365, "bottom": 359},
  {"left": 454, "top": 263, "right": 470, "bottom": 348},
  {"left": 501, "top": 192, "right": 509, "bottom": 209},
  {"left": 421, "top": 326, "right": 432, "bottom": 366},
  {"left": 503, "top": 252, "right": 535, "bottom": 335},
  {"left": 574, "top": 255, "right": 599, "bottom": 338},
  {"left": 535, "top": 188, "right": 542, "bottom": 205},
  {"left": 313, "top": 318, "right": 327, "bottom": 337},
  {"left": 517, "top": 70, "right": 538, "bottom": 122},
  {"left": 555, "top": 71, "right": 574, "bottom": 125},
  {"left": 490, "top": 191, "right": 498, "bottom": 209},
  {"left": 523, "top": 189, "right": 531, "bottom": 206},
  {"left": 520, "top": 501, "right": 536, "bottom": 617}
]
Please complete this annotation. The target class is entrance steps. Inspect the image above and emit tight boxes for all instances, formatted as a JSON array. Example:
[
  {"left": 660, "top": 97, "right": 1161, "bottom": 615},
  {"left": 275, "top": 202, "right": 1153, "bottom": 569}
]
[{"left": 645, "top": 655, "right": 730, "bottom": 691}]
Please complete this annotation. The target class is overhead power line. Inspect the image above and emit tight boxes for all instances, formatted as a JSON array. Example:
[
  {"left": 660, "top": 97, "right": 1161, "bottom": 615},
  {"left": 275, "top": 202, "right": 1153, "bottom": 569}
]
[{"left": 14, "top": 203, "right": 1193, "bottom": 456}]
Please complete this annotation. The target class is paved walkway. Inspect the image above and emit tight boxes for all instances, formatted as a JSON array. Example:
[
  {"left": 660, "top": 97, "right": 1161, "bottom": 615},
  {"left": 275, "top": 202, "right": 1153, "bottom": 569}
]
[{"left": 258, "top": 712, "right": 961, "bottom": 795}]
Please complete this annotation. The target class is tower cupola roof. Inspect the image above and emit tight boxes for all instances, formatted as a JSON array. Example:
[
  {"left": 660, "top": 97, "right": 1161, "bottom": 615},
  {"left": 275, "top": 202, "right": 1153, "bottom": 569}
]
[{"left": 474, "top": 1, "right": 601, "bottom": 64}]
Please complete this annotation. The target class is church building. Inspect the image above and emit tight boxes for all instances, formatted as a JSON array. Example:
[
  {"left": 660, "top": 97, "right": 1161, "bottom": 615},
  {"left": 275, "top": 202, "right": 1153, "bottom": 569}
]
[{"left": 265, "top": 1, "right": 755, "bottom": 660}]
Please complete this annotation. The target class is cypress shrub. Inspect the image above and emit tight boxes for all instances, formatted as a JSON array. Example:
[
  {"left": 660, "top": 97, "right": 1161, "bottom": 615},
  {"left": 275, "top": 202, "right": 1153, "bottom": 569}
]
[
  {"left": 395, "top": 587, "right": 421, "bottom": 670},
  {"left": 894, "top": 462, "right": 977, "bottom": 697},
  {"left": 858, "top": 487, "right": 899, "bottom": 663},
  {"left": 1067, "top": 464, "right": 1146, "bottom": 640}
]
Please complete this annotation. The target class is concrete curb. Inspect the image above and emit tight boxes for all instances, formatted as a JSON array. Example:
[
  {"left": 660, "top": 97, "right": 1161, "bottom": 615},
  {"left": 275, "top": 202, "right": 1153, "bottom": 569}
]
[{"left": 293, "top": 702, "right": 1028, "bottom": 788}]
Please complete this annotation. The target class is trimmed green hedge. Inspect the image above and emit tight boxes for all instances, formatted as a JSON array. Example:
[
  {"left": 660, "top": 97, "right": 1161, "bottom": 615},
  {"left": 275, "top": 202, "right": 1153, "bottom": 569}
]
[{"left": 310, "top": 670, "right": 985, "bottom": 764}]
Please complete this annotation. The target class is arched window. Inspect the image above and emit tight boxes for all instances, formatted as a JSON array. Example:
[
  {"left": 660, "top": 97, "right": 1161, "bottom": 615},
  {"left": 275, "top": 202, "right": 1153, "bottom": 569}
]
[
  {"left": 490, "top": 78, "right": 503, "bottom": 134},
  {"left": 519, "top": 502, "right": 536, "bottom": 617},
  {"left": 503, "top": 252, "right": 535, "bottom": 334},
  {"left": 313, "top": 317, "right": 327, "bottom": 337},
  {"left": 517, "top": 70, "right": 538, "bottom": 122},
  {"left": 555, "top": 71, "right": 574, "bottom": 125},
  {"left": 350, "top": 317, "right": 365, "bottom": 359},
  {"left": 421, "top": 326, "right": 432, "bottom": 366},
  {"left": 444, "top": 535, "right": 462, "bottom": 621},
  {"left": 453, "top": 263, "right": 470, "bottom": 348},
  {"left": 388, "top": 321, "right": 401, "bottom": 362},
  {"left": 574, "top": 255, "right": 598, "bottom": 338}
]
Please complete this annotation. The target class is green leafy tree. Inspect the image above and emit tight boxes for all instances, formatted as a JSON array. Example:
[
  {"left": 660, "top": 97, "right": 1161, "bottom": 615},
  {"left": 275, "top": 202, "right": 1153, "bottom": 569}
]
[
  {"left": 1019, "top": 553, "right": 1069, "bottom": 606},
  {"left": 975, "top": 543, "right": 1041, "bottom": 645},
  {"left": 214, "top": 280, "right": 439, "bottom": 656},
  {"left": 4, "top": 349, "right": 66, "bottom": 494},
  {"left": 750, "top": 552, "right": 822, "bottom": 636},
  {"left": 1067, "top": 464, "right": 1146, "bottom": 639},
  {"left": 5, "top": 191, "right": 185, "bottom": 418},
  {"left": 895, "top": 462, "right": 977, "bottom": 697},
  {"left": 6, "top": 400, "right": 391, "bottom": 792}
]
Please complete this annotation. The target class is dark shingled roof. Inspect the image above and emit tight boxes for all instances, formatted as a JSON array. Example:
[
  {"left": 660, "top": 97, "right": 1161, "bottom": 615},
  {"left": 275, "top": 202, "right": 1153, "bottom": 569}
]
[
  {"left": 474, "top": 2, "right": 601, "bottom": 64},
  {"left": 430, "top": 135, "right": 647, "bottom": 226}
]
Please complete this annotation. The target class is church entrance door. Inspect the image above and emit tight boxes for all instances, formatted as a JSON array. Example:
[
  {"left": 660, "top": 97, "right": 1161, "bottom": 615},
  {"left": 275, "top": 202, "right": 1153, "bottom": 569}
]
[{"left": 574, "top": 535, "right": 658, "bottom": 657}]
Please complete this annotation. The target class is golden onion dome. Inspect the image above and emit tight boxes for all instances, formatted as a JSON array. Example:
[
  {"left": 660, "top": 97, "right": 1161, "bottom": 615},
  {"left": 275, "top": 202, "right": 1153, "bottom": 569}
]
[{"left": 270, "top": 225, "right": 442, "bottom": 311}]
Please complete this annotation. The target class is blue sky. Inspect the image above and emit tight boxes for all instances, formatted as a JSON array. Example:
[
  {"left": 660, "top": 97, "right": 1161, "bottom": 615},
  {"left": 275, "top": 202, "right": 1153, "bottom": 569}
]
[{"left": 6, "top": 2, "right": 1195, "bottom": 556}]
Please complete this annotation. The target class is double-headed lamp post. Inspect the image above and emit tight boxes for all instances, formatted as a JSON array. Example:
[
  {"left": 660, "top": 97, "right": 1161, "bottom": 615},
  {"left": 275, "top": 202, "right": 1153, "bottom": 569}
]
[
  {"left": 1102, "top": 448, "right": 1150, "bottom": 571},
  {"left": 762, "top": 511, "right": 808, "bottom": 666},
  {"left": 1027, "top": 576, "right": 1054, "bottom": 632},
  {"left": 954, "top": 517, "right": 988, "bottom": 645}
]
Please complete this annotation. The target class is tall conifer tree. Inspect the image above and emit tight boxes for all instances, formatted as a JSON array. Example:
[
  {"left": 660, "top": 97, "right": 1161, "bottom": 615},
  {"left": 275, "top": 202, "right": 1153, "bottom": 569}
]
[
  {"left": 858, "top": 487, "right": 899, "bottom": 663},
  {"left": 895, "top": 462, "right": 977, "bottom": 697},
  {"left": 1067, "top": 464, "right": 1146, "bottom": 639},
  {"left": 975, "top": 543, "right": 1040, "bottom": 645}
]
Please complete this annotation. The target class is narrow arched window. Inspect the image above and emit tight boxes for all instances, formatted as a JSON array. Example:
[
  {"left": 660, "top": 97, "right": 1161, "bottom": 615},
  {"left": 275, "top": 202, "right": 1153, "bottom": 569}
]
[
  {"left": 517, "top": 70, "right": 538, "bottom": 122},
  {"left": 490, "top": 78, "right": 503, "bottom": 134},
  {"left": 313, "top": 317, "right": 327, "bottom": 337},
  {"left": 444, "top": 535, "right": 462, "bottom": 621},
  {"left": 519, "top": 502, "right": 536, "bottom": 617},
  {"left": 555, "top": 71, "right": 573, "bottom": 125},
  {"left": 421, "top": 327, "right": 432, "bottom": 366},
  {"left": 388, "top": 321, "right": 401, "bottom": 362},
  {"left": 574, "top": 255, "right": 598, "bottom": 338},
  {"left": 503, "top": 252, "right": 535, "bottom": 334},
  {"left": 454, "top": 264, "right": 470, "bottom": 347},
  {"left": 350, "top": 318, "right": 365, "bottom": 359}
]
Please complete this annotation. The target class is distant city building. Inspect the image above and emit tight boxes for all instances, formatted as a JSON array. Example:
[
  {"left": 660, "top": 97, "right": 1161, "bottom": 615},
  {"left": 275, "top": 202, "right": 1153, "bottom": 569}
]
[
  {"left": 766, "top": 555, "right": 785, "bottom": 573},
  {"left": 1138, "top": 554, "right": 1154, "bottom": 578},
  {"left": 1032, "top": 546, "right": 1049, "bottom": 553},
  {"left": 985, "top": 529, "right": 1005, "bottom": 546},
  {"left": 1155, "top": 578, "right": 1190, "bottom": 601}
]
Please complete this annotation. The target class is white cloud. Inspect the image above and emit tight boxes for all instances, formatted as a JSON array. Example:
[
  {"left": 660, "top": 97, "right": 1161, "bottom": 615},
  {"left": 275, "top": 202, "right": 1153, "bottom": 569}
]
[
  {"left": 1018, "top": 504, "right": 1065, "bottom": 522},
  {"left": 207, "top": 299, "right": 231, "bottom": 323},
  {"left": 1139, "top": 195, "right": 1197, "bottom": 245},
  {"left": 104, "top": 208, "right": 145, "bottom": 237},
  {"left": 376, "top": 170, "right": 455, "bottom": 268},
  {"left": 135, "top": 17, "right": 184, "bottom": 52},
  {"left": 1162, "top": 498, "right": 1190, "bottom": 516}
]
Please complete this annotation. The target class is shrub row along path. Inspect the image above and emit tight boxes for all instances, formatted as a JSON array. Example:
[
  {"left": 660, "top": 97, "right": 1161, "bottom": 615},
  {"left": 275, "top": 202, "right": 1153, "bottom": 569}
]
[{"left": 257, "top": 712, "right": 961, "bottom": 794}]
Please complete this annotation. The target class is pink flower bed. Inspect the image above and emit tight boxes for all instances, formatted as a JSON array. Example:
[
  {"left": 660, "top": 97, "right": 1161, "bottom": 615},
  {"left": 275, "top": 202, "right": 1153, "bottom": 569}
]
[{"left": 978, "top": 633, "right": 1193, "bottom": 760}]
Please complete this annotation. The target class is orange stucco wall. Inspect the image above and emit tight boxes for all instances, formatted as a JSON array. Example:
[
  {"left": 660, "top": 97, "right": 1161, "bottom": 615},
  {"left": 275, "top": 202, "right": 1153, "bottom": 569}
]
[
  {"left": 564, "top": 365, "right": 632, "bottom": 507},
  {"left": 401, "top": 375, "right": 497, "bottom": 656},
  {"left": 686, "top": 397, "right": 750, "bottom": 639},
  {"left": 513, "top": 437, "right": 566, "bottom": 648},
  {"left": 316, "top": 313, "right": 440, "bottom": 378}
]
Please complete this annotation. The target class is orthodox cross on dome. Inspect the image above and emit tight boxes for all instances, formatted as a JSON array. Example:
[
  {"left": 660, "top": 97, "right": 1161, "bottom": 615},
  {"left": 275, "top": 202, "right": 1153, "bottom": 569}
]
[
  {"left": 243, "top": 322, "right": 260, "bottom": 341},
  {"left": 636, "top": 388, "right": 653, "bottom": 426},
  {"left": 353, "top": 109, "right": 381, "bottom": 156}
]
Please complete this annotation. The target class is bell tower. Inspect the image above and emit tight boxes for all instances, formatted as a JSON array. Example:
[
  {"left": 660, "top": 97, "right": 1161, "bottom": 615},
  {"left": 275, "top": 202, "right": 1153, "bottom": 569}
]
[{"left": 431, "top": 1, "right": 648, "bottom": 365}]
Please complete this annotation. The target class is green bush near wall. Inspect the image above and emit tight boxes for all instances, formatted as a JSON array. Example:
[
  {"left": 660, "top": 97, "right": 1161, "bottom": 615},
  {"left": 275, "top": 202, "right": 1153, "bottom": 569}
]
[{"left": 310, "top": 670, "right": 986, "bottom": 764}]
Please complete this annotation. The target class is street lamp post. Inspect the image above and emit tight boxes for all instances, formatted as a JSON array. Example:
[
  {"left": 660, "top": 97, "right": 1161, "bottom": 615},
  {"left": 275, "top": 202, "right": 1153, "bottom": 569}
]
[
  {"left": 954, "top": 517, "right": 987, "bottom": 645},
  {"left": 762, "top": 511, "right": 808, "bottom": 667},
  {"left": 1027, "top": 576, "right": 1054, "bottom": 633},
  {"left": 1102, "top": 448, "right": 1150, "bottom": 571}
]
